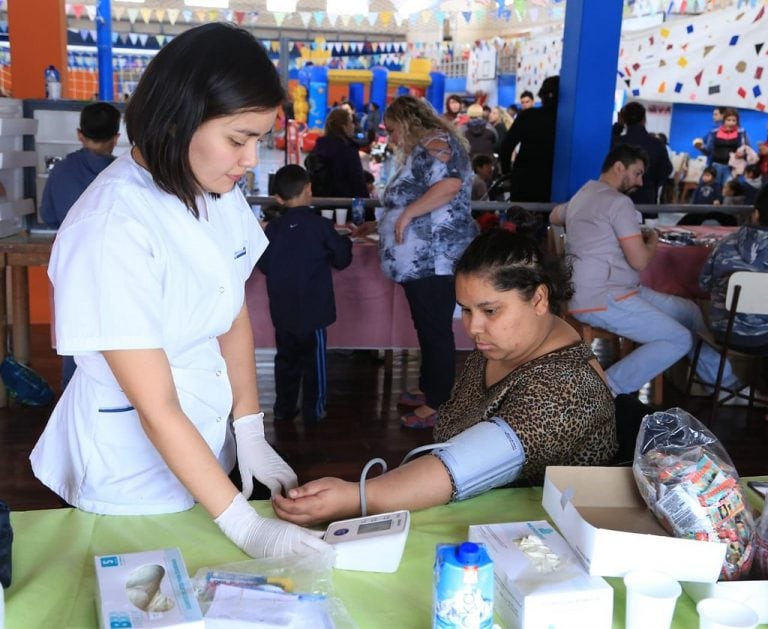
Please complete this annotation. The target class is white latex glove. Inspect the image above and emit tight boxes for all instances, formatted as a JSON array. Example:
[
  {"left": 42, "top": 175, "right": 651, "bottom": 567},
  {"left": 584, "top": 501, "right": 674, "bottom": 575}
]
[
  {"left": 234, "top": 413, "right": 298, "bottom": 498},
  {"left": 215, "top": 493, "right": 330, "bottom": 558}
]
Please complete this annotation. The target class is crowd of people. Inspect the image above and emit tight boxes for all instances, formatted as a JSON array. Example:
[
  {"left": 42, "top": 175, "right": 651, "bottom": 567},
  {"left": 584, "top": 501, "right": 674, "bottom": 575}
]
[{"left": 30, "top": 22, "right": 768, "bottom": 563}]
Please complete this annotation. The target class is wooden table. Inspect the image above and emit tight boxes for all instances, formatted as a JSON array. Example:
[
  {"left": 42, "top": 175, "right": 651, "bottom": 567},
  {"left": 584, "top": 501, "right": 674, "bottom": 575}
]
[{"left": 0, "top": 232, "right": 54, "bottom": 406}]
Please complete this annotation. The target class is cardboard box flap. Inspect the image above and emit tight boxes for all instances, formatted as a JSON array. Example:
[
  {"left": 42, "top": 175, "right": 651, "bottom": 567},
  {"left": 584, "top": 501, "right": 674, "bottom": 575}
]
[{"left": 543, "top": 466, "right": 726, "bottom": 582}]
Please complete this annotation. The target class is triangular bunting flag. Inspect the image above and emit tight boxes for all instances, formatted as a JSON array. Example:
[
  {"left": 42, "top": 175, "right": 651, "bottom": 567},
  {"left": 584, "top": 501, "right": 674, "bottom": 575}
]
[
  {"left": 140, "top": 8, "right": 152, "bottom": 24},
  {"left": 79, "top": 29, "right": 91, "bottom": 42},
  {"left": 182, "top": 10, "right": 193, "bottom": 23},
  {"left": 421, "top": 10, "right": 431, "bottom": 23},
  {"left": 167, "top": 9, "right": 179, "bottom": 25},
  {"left": 112, "top": 6, "right": 125, "bottom": 21},
  {"left": 138, "top": 33, "right": 149, "bottom": 46},
  {"left": 234, "top": 10, "right": 246, "bottom": 25},
  {"left": 394, "top": 12, "right": 407, "bottom": 26},
  {"left": 223, "top": 10, "right": 233, "bottom": 22},
  {"left": 128, "top": 32, "right": 139, "bottom": 45},
  {"left": 156, "top": 34, "right": 167, "bottom": 47},
  {"left": 85, "top": 5, "right": 96, "bottom": 20},
  {"left": 313, "top": 11, "right": 325, "bottom": 25},
  {"left": 300, "top": 12, "right": 312, "bottom": 27},
  {"left": 195, "top": 10, "right": 206, "bottom": 22},
  {"left": 111, "top": 32, "right": 119, "bottom": 44},
  {"left": 207, "top": 10, "right": 218, "bottom": 21},
  {"left": 72, "top": 4, "right": 84, "bottom": 19},
  {"left": 367, "top": 12, "right": 378, "bottom": 25},
  {"left": 65, "top": 3, "right": 72, "bottom": 16},
  {"left": 249, "top": 12, "right": 259, "bottom": 25},
  {"left": 340, "top": 15, "right": 351, "bottom": 27},
  {"left": 155, "top": 9, "right": 165, "bottom": 23},
  {"left": 380, "top": 11, "right": 392, "bottom": 26},
  {"left": 127, "top": 8, "right": 139, "bottom": 24},
  {"left": 274, "top": 12, "right": 286, "bottom": 26},
  {"left": 461, "top": 10, "right": 472, "bottom": 23},
  {"left": 694, "top": 70, "right": 703, "bottom": 85},
  {"left": 354, "top": 14, "right": 365, "bottom": 25},
  {"left": 327, "top": 14, "right": 339, "bottom": 27}
]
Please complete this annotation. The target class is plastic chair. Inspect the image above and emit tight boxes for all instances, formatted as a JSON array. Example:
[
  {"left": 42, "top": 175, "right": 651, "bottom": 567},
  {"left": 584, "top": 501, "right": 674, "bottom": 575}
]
[{"left": 685, "top": 271, "right": 768, "bottom": 425}]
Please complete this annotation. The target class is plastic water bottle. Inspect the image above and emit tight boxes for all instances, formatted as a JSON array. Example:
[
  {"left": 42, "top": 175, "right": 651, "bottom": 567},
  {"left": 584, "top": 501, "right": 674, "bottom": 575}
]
[
  {"left": 44, "top": 65, "right": 61, "bottom": 100},
  {"left": 351, "top": 197, "right": 365, "bottom": 226}
]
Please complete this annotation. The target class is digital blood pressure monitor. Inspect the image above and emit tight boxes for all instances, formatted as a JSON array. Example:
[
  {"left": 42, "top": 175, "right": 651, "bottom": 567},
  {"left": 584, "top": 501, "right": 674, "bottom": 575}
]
[{"left": 323, "top": 510, "right": 410, "bottom": 573}]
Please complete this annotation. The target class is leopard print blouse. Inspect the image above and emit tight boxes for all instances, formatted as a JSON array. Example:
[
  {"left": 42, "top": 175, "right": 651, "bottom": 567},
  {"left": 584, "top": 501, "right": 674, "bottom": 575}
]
[{"left": 434, "top": 342, "right": 617, "bottom": 485}]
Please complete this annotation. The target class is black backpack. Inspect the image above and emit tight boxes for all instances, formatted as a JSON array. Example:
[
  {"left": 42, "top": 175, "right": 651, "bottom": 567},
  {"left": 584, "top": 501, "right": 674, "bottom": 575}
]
[{"left": 304, "top": 152, "right": 334, "bottom": 197}]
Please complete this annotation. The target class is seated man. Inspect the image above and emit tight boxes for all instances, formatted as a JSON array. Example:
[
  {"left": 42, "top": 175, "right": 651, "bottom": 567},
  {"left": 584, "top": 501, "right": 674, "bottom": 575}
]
[
  {"left": 550, "top": 144, "right": 740, "bottom": 397},
  {"left": 700, "top": 185, "right": 768, "bottom": 347}
]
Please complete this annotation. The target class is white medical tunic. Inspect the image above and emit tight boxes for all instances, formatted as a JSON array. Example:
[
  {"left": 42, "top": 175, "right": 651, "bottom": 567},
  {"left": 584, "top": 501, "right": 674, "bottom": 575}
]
[{"left": 30, "top": 152, "right": 268, "bottom": 515}]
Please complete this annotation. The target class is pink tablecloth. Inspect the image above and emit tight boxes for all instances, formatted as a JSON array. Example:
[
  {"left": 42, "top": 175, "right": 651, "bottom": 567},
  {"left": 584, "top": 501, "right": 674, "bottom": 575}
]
[
  {"left": 640, "top": 225, "right": 736, "bottom": 300},
  {"left": 246, "top": 241, "right": 473, "bottom": 349}
]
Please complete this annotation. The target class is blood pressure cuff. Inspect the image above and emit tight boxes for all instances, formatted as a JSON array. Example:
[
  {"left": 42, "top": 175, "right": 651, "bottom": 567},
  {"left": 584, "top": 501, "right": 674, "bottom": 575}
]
[
  {"left": 0, "top": 499, "right": 11, "bottom": 587},
  {"left": 432, "top": 417, "right": 525, "bottom": 502}
]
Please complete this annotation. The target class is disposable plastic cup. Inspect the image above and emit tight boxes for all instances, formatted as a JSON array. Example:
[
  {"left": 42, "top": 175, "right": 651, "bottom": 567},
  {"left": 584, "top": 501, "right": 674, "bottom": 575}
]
[
  {"left": 623, "top": 570, "right": 681, "bottom": 629},
  {"left": 335, "top": 208, "right": 348, "bottom": 225},
  {"left": 321, "top": 210, "right": 334, "bottom": 220},
  {"left": 697, "top": 598, "right": 759, "bottom": 629}
]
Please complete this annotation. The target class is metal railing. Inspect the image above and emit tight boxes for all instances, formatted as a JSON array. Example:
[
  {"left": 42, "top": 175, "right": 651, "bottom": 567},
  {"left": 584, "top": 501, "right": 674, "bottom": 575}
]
[{"left": 246, "top": 195, "right": 754, "bottom": 218}]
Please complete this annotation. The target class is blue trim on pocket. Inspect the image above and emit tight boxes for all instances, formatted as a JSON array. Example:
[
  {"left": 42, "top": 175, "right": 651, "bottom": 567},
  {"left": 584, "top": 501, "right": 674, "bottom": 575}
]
[
  {"left": 98, "top": 406, "right": 135, "bottom": 413},
  {"left": 234, "top": 247, "right": 247, "bottom": 259}
]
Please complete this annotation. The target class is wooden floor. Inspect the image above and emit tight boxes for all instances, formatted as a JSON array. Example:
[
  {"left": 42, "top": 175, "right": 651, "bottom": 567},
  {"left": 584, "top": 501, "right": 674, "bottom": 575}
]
[{"left": 1, "top": 324, "right": 766, "bottom": 511}]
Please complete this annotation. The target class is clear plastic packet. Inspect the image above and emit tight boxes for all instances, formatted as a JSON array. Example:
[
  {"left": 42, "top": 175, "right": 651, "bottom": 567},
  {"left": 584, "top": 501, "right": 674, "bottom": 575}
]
[
  {"left": 632, "top": 407, "right": 755, "bottom": 581},
  {"left": 191, "top": 551, "right": 357, "bottom": 628},
  {"left": 756, "top": 495, "right": 768, "bottom": 578}
]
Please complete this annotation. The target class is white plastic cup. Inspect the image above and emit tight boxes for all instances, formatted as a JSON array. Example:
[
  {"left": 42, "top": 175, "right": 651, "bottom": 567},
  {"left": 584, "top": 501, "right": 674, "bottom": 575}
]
[
  {"left": 335, "top": 208, "right": 348, "bottom": 225},
  {"left": 697, "top": 598, "right": 759, "bottom": 629},
  {"left": 623, "top": 570, "right": 681, "bottom": 629},
  {"left": 320, "top": 209, "right": 334, "bottom": 220}
]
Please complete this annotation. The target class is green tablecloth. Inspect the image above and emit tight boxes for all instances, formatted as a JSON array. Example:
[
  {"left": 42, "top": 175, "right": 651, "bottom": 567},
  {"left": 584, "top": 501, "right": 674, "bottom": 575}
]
[{"left": 5, "top": 486, "right": 765, "bottom": 628}]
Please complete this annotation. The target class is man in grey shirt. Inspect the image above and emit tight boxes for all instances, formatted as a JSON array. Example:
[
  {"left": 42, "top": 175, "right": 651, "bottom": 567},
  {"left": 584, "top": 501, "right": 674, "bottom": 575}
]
[{"left": 550, "top": 144, "right": 739, "bottom": 396}]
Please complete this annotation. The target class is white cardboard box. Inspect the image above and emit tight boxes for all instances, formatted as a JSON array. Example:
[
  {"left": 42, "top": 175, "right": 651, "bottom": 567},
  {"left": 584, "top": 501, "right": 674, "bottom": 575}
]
[
  {"left": 94, "top": 548, "right": 204, "bottom": 629},
  {"left": 541, "top": 466, "right": 726, "bottom": 582},
  {"left": 469, "top": 520, "right": 613, "bottom": 629}
]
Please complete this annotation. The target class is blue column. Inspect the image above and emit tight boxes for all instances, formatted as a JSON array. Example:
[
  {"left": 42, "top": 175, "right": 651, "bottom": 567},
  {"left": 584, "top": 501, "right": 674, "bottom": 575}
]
[
  {"left": 348, "top": 82, "right": 364, "bottom": 112},
  {"left": 370, "top": 67, "right": 388, "bottom": 110},
  {"left": 96, "top": 0, "right": 113, "bottom": 101},
  {"left": 551, "top": 0, "right": 623, "bottom": 201},
  {"left": 426, "top": 71, "right": 445, "bottom": 113}
]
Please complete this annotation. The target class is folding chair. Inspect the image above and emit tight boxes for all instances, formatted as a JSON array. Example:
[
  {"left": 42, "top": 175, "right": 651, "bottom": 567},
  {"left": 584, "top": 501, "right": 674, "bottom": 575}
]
[{"left": 685, "top": 271, "right": 768, "bottom": 425}]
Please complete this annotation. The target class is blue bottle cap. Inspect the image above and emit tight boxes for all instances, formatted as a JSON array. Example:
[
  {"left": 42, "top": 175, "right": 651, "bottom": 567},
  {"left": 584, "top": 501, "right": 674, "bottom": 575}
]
[{"left": 456, "top": 541, "right": 480, "bottom": 564}]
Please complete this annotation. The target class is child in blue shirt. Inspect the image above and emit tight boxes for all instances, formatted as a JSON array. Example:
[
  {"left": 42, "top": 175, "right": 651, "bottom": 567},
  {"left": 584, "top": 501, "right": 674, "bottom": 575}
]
[
  {"left": 692, "top": 166, "right": 723, "bottom": 205},
  {"left": 257, "top": 165, "right": 353, "bottom": 422}
]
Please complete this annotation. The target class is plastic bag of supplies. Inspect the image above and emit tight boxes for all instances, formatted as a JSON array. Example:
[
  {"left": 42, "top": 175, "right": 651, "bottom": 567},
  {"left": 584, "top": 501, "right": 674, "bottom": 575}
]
[{"left": 632, "top": 407, "right": 755, "bottom": 580}]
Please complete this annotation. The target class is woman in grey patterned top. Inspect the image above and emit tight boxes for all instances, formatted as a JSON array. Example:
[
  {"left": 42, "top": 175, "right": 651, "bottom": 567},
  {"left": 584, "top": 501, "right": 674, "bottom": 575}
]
[{"left": 378, "top": 96, "right": 478, "bottom": 428}]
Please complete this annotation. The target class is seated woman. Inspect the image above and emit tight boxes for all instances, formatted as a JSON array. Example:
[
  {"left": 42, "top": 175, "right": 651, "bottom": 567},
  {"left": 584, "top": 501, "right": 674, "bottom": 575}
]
[{"left": 272, "top": 228, "right": 618, "bottom": 526}]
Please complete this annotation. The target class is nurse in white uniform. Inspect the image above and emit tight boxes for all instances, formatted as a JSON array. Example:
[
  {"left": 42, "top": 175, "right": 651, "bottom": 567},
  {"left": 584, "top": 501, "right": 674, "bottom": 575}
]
[{"left": 30, "top": 23, "right": 328, "bottom": 559}]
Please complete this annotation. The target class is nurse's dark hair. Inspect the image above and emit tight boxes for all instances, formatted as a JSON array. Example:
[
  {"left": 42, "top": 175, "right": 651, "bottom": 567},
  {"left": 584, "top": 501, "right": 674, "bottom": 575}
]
[
  {"left": 125, "top": 23, "right": 285, "bottom": 218},
  {"left": 455, "top": 227, "right": 573, "bottom": 315}
]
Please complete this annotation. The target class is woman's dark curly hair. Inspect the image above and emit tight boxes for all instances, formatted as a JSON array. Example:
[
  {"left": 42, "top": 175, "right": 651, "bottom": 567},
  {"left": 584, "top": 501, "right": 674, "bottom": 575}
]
[{"left": 455, "top": 227, "right": 574, "bottom": 315}]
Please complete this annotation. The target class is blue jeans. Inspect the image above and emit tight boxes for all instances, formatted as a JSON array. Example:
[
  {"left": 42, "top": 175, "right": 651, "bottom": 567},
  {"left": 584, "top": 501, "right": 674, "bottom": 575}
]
[
  {"left": 574, "top": 286, "right": 739, "bottom": 395},
  {"left": 710, "top": 162, "right": 731, "bottom": 188}
]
